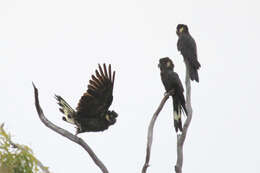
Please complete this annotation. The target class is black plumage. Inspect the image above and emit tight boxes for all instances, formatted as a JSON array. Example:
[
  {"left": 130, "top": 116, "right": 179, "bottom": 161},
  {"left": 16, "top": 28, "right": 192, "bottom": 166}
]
[
  {"left": 158, "top": 57, "right": 187, "bottom": 132},
  {"left": 55, "top": 64, "right": 118, "bottom": 134},
  {"left": 176, "top": 24, "right": 201, "bottom": 82}
]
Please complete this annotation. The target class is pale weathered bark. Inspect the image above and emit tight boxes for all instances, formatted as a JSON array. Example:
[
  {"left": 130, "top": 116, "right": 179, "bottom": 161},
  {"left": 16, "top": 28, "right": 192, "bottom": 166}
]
[
  {"left": 142, "top": 90, "right": 174, "bottom": 173},
  {"left": 32, "top": 83, "right": 109, "bottom": 173},
  {"left": 174, "top": 61, "right": 193, "bottom": 173}
]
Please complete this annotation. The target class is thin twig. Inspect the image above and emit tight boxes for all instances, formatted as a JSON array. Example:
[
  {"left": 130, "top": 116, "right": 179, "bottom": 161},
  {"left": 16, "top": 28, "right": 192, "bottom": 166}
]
[
  {"left": 142, "top": 90, "right": 174, "bottom": 173},
  {"left": 32, "top": 83, "right": 109, "bottom": 173},
  {"left": 174, "top": 61, "right": 193, "bottom": 173}
]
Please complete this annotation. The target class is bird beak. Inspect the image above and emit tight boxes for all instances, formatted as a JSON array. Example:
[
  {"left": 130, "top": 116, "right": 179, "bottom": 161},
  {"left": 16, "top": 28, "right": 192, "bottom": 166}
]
[
  {"left": 105, "top": 114, "right": 111, "bottom": 122},
  {"left": 111, "top": 111, "right": 118, "bottom": 117},
  {"left": 179, "top": 27, "right": 184, "bottom": 33}
]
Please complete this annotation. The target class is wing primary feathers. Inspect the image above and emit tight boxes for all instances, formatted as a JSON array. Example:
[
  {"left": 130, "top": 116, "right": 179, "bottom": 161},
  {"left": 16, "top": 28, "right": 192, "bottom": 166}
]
[
  {"left": 95, "top": 69, "right": 105, "bottom": 84},
  {"left": 89, "top": 80, "right": 99, "bottom": 89},
  {"left": 91, "top": 75, "right": 102, "bottom": 87},
  {"left": 112, "top": 71, "right": 115, "bottom": 86},
  {"left": 108, "top": 64, "right": 112, "bottom": 81},
  {"left": 88, "top": 84, "right": 97, "bottom": 92},
  {"left": 103, "top": 64, "right": 109, "bottom": 79},
  {"left": 98, "top": 64, "right": 106, "bottom": 81}
]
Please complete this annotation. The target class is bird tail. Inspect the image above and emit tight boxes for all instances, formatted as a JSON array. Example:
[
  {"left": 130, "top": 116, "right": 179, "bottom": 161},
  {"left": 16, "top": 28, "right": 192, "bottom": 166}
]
[
  {"left": 173, "top": 96, "right": 187, "bottom": 132},
  {"left": 55, "top": 95, "right": 76, "bottom": 125},
  {"left": 173, "top": 103, "right": 182, "bottom": 132},
  {"left": 189, "top": 65, "right": 199, "bottom": 82}
]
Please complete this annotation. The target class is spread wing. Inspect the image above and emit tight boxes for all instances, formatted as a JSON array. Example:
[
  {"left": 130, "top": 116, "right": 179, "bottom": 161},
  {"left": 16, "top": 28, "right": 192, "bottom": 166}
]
[{"left": 76, "top": 64, "right": 115, "bottom": 118}]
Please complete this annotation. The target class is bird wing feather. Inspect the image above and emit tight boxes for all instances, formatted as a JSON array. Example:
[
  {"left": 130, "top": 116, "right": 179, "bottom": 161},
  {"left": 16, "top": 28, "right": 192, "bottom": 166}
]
[
  {"left": 167, "top": 71, "right": 184, "bottom": 93},
  {"left": 177, "top": 34, "right": 200, "bottom": 69},
  {"left": 76, "top": 64, "right": 115, "bottom": 118},
  {"left": 169, "top": 72, "right": 187, "bottom": 114}
]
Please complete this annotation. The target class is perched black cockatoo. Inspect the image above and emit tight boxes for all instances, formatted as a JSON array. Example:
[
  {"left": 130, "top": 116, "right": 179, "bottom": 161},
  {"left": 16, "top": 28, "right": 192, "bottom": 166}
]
[
  {"left": 55, "top": 64, "right": 118, "bottom": 134},
  {"left": 176, "top": 24, "right": 201, "bottom": 82},
  {"left": 158, "top": 57, "right": 187, "bottom": 132}
]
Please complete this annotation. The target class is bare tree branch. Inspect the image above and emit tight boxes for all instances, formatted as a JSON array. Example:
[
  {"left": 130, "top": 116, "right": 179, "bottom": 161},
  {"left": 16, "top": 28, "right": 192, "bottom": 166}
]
[
  {"left": 32, "top": 83, "right": 109, "bottom": 173},
  {"left": 174, "top": 61, "right": 193, "bottom": 173},
  {"left": 142, "top": 90, "right": 174, "bottom": 173}
]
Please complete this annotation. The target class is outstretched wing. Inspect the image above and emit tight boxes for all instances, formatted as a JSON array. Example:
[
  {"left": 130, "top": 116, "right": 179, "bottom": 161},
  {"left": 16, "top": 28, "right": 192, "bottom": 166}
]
[{"left": 76, "top": 64, "right": 115, "bottom": 118}]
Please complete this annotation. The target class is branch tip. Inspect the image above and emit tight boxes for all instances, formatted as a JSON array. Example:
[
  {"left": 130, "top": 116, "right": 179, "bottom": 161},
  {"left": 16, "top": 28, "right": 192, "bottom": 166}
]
[{"left": 32, "top": 84, "right": 109, "bottom": 173}]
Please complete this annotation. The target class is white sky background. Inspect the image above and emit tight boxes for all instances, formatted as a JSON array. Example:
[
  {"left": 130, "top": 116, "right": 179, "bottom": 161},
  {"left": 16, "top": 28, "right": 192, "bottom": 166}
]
[{"left": 1, "top": 0, "right": 260, "bottom": 172}]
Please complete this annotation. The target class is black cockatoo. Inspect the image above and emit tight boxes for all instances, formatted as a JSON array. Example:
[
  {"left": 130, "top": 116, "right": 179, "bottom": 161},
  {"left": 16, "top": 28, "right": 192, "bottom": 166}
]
[
  {"left": 55, "top": 64, "right": 118, "bottom": 134},
  {"left": 176, "top": 24, "right": 201, "bottom": 82},
  {"left": 158, "top": 57, "right": 187, "bottom": 132}
]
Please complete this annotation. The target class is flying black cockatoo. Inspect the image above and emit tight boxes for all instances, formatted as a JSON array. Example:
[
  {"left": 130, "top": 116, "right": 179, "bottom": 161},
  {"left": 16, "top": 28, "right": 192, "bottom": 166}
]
[
  {"left": 176, "top": 24, "right": 201, "bottom": 82},
  {"left": 158, "top": 57, "right": 187, "bottom": 132},
  {"left": 55, "top": 64, "right": 118, "bottom": 134}
]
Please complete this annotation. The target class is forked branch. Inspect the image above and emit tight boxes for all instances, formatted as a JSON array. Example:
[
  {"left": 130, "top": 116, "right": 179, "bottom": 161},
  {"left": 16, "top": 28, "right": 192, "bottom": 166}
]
[
  {"left": 142, "top": 90, "right": 174, "bottom": 173},
  {"left": 32, "top": 83, "right": 109, "bottom": 173}
]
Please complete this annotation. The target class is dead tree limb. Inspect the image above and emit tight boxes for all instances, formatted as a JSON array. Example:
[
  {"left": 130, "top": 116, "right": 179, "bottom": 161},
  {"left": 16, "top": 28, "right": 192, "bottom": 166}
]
[
  {"left": 142, "top": 90, "right": 174, "bottom": 173},
  {"left": 174, "top": 61, "right": 193, "bottom": 173},
  {"left": 32, "top": 83, "right": 109, "bottom": 173}
]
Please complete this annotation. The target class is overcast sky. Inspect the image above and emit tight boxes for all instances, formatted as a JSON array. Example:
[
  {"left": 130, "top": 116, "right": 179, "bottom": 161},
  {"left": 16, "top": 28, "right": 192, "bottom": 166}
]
[{"left": 1, "top": 0, "right": 260, "bottom": 172}]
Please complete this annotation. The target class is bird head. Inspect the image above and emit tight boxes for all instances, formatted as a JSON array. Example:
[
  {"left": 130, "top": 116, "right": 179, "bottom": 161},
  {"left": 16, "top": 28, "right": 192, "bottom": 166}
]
[
  {"left": 158, "top": 57, "right": 174, "bottom": 71},
  {"left": 105, "top": 110, "right": 118, "bottom": 125},
  {"left": 176, "top": 24, "right": 189, "bottom": 36}
]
